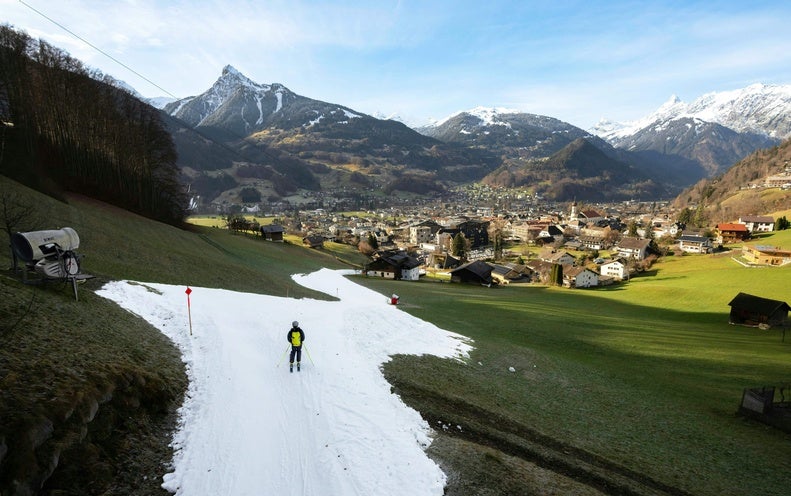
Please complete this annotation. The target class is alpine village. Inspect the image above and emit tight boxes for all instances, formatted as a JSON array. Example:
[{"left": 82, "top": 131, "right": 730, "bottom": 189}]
[{"left": 1, "top": 21, "right": 791, "bottom": 496}]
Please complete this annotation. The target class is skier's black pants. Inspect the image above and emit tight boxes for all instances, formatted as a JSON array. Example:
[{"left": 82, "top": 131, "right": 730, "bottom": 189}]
[{"left": 289, "top": 346, "right": 302, "bottom": 364}]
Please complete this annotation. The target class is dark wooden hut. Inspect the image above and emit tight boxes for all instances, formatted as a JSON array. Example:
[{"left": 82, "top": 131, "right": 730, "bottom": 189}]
[
  {"left": 450, "top": 260, "right": 493, "bottom": 286},
  {"left": 728, "top": 292, "right": 790, "bottom": 328}
]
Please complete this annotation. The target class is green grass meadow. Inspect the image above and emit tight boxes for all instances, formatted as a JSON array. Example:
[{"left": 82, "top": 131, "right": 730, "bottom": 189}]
[{"left": 354, "top": 240, "right": 791, "bottom": 495}]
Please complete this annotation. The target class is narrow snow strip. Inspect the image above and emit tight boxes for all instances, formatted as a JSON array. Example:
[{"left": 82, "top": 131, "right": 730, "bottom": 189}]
[{"left": 96, "top": 268, "right": 472, "bottom": 496}]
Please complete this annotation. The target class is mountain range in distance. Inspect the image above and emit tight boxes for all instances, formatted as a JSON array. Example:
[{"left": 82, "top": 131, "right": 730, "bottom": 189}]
[{"left": 145, "top": 66, "right": 791, "bottom": 206}]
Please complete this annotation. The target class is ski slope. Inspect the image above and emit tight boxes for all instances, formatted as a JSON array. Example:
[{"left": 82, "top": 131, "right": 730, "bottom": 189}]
[{"left": 97, "top": 268, "right": 473, "bottom": 495}]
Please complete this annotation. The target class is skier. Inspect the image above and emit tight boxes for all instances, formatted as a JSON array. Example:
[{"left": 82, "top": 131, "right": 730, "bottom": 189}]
[{"left": 287, "top": 321, "right": 305, "bottom": 372}]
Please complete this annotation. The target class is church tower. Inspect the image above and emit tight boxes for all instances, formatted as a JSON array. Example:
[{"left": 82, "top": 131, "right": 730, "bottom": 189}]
[{"left": 569, "top": 200, "right": 579, "bottom": 222}]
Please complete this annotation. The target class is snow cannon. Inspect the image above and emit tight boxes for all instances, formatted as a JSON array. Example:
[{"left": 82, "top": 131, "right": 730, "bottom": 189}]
[{"left": 11, "top": 227, "right": 81, "bottom": 279}]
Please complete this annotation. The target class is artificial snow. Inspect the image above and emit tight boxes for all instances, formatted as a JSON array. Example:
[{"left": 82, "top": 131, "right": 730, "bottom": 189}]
[{"left": 96, "top": 268, "right": 473, "bottom": 496}]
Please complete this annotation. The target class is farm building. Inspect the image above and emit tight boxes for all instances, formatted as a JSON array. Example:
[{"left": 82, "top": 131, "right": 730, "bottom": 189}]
[
  {"left": 260, "top": 224, "right": 285, "bottom": 242},
  {"left": 450, "top": 260, "right": 494, "bottom": 286},
  {"left": 728, "top": 292, "right": 790, "bottom": 328},
  {"left": 302, "top": 235, "right": 325, "bottom": 249}
]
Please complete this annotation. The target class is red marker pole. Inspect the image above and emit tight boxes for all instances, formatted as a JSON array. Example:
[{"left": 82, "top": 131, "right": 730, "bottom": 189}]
[{"left": 185, "top": 287, "right": 193, "bottom": 335}]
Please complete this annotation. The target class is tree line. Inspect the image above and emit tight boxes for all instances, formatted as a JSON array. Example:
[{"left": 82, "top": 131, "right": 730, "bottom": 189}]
[{"left": 0, "top": 24, "right": 186, "bottom": 226}]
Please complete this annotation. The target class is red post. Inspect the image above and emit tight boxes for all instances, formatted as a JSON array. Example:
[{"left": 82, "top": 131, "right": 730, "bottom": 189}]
[{"left": 185, "top": 287, "right": 193, "bottom": 335}]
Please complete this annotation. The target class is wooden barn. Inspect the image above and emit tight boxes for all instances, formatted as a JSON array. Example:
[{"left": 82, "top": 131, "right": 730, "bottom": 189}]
[
  {"left": 450, "top": 260, "right": 494, "bottom": 286},
  {"left": 260, "top": 224, "right": 285, "bottom": 242},
  {"left": 728, "top": 292, "right": 790, "bottom": 328}
]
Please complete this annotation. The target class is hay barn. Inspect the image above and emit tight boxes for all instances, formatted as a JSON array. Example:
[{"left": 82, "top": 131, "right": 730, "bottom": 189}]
[{"left": 728, "top": 292, "right": 790, "bottom": 328}]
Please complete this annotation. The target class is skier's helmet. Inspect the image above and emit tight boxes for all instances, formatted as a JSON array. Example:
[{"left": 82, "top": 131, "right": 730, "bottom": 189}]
[{"left": 292, "top": 321, "right": 299, "bottom": 328}]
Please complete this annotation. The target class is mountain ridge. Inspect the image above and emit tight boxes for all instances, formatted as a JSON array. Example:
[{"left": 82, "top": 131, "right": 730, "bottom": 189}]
[
  {"left": 155, "top": 66, "right": 791, "bottom": 205},
  {"left": 591, "top": 83, "right": 791, "bottom": 141}
]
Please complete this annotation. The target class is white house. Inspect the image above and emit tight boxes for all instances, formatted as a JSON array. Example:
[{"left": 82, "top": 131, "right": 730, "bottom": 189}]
[
  {"left": 562, "top": 265, "right": 599, "bottom": 288},
  {"left": 543, "top": 250, "right": 576, "bottom": 265},
  {"left": 738, "top": 215, "right": 774, "bottom": 233},
  {"left": 678, "top": 235, "right": 713, "bottom": 254},
  {"left": 600, "top": 258, "right": 628, "bottom": 280},
  {"left": 616, "top": 237, "right": 651, "bottom": 261}
]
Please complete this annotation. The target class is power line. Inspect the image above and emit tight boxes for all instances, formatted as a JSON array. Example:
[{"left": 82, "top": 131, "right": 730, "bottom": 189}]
[{"left": 18, "top": 0, "right": 178, "bottom": 98}]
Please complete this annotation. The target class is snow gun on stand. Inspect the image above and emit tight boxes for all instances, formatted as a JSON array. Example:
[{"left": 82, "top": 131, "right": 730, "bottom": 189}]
[{"left": 11, "top": 227, "right": 93, "bottom": 300}]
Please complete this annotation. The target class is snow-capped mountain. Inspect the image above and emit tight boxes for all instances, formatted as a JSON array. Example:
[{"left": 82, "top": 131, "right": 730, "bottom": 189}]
[
  {"left": 589, "top": 84, "right": 790, "bottom": 178},
  {"left": 592, "top": 83, "right": 791, "bottom": 142},
  {"left": 159, "top": 66, "right": 502, "bottom": 199},
  {"left": 163, "top": 65, "right": 302, "bottom": 135},
  {"left": 418, "top": 106, "right": 609, "bottom": 158}
]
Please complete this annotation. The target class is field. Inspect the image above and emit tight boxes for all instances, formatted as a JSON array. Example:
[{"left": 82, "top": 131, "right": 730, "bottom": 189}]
[
  {"left": 354, "top": 238, "right": 791, "bottom": 495},
  {"left": 1, "top": 174, "right": 790, "bottom": 495}
]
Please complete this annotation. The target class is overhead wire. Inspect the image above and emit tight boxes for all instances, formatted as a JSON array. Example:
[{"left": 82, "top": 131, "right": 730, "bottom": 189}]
[
  {"left": 16, "top": 0, "right": 316, "bottom": 189},
  {"left": 18, "top": 0, "right": 179, "bottom": 99}
]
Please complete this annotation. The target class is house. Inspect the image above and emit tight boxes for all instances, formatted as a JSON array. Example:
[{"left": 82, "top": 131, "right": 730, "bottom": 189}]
[
  {"left": 302, "top": 235, "right": 325, "bottom": 249},
  {"left": 741, "top": 245, "right": 791, "bottom": 266},
  {"left": 600, "top": 258, "right": 628, "bottom": 280},
  {"left": 578, "top": 234, "right": 606, "bottom": 250},
  {"left": 764, "top": 175, "right": 791, "bottom": 188},
  {"left": 716, "top": 223, "right": 750, "bottom": 244},
  {"left": 728, "top": 292, "right": 790, "bottom": 328},
  {"left": 260, "top": 224, "right": 285, "bottom": 242},
  {"left": 678, "top": 235, "right": 712, "bottom": 254},
  {"left": 616, "top": 237, "right": 651, "bottom": 261},
  {"left": 427, "top": 252, "right": 461, "bottom": 270},
  {"left": 449, "top": 260, "right": 494, "bottom": 286},
  {"left": 489, "top": 263, "right": 532, "bottom": 285},
  {"left": 511, "top": 222, "right": 544, "bottom": 243},
  {"left": 562, "top": 265, "right": 599, "bottom": 288},
  {"left": 539, "top": 224, "right": 565, "bottom": 241},
  {"left": 664, "top": 222, "right": 685, "bottom": 237},
  {"left": 739, "top": 215, "right": 775, "bottom": 233},
  {"left": 525, "top": 259, "right": 555, "bottom": 284},
  {"left": 542, "top": 250, "right": 576, "bottom": 266},
  {"left": 364, "top": 252, "right": 422, "bottom": 281}
]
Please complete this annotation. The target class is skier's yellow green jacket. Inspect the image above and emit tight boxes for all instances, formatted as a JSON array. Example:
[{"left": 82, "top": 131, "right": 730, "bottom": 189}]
[{"left": 287, "top": 327, "right": 304, "bottom": 347}]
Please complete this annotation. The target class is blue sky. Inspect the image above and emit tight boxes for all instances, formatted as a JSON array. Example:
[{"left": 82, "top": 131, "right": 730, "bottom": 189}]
[{"left": 3, "top": 0, "right": 791, "bottom": 128}]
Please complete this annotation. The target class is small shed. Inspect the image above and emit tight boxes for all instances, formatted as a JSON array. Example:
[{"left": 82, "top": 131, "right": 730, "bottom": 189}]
[
  {"left": 450, "top": 260, "right": 494, "bottom": 286},
  {"left": 302, "top": 235, "right": 325, "bottom": 249},
  {"left": 728, "top": 292, "right": 790, "bottom": 328},
  {"left": 260, "top": 224, "right": 285, "bottom": 242}
]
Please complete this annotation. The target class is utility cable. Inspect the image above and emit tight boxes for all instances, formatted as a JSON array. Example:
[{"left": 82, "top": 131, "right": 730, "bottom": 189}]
[{"left": 18, "top": 0, "right": 178, "bottom": 99}]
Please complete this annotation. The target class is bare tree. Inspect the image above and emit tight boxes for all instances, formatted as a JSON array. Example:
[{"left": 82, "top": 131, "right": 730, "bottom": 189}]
[{"left": 0, "top": 190, "right": 42, "bottom": 270}]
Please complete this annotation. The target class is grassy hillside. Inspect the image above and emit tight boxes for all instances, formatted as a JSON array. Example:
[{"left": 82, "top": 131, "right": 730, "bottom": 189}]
[
  {"left": 2, "top": 173, "right": 790, "bottom": 495},
  {"left": 0, "top": 175, "right": 361, "bottom": 494}
]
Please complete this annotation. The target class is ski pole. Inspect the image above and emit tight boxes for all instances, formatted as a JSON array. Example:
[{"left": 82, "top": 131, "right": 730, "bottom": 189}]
[
  {"left": 303, "top": 344, "right": 315, "bottom": 366},
  {"left": 276, "top": 344, "right": 290, "bottom": 367}
]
